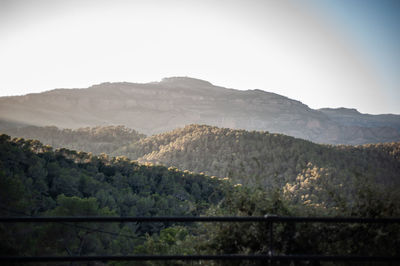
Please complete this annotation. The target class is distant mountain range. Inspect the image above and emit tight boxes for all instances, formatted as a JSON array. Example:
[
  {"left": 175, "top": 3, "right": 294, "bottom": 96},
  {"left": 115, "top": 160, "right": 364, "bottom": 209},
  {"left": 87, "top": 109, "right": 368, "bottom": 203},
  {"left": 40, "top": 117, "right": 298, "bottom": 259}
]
[{"left": 1, "top": 77, "right": 399, "bottom": 144}]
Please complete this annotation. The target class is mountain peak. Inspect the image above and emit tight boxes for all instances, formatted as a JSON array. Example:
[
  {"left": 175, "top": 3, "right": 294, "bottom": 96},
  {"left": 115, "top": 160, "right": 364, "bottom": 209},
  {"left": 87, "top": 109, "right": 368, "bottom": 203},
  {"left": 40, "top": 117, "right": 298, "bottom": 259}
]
[{"left": 159, "top": 77, "right": 213, "bottom": 87}]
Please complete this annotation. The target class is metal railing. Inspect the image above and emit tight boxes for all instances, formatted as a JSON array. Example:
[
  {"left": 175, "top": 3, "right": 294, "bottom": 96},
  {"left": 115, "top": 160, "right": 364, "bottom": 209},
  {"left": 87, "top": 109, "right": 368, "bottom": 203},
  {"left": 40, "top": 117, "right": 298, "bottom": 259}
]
[{"left": 1, "top": 216, "right": 400, "bottom": 263}]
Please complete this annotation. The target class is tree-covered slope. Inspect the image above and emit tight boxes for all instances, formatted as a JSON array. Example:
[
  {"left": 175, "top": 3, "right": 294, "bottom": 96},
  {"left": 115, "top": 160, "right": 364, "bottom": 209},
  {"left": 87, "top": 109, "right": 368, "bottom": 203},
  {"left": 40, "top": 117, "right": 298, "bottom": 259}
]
[
  {"left": 2, "top": 122, "right": 400, "bottom": 212},
  {"left": 3, "top": 123, "right": 399, "bottom": 210},
  {"left": 2, "top": 125, "right": 146, "bottom": 155},
  {"left": 0, "top": 133, "right": 224, "bottom": 218},
  {"left": 116, "top": 124, "right": 400, "bottom": 207},
  {"left": 1, "top": 132, "right": 399, "bottom": 262},
  {"left": 0, "top": 133, "right": 225, "bottom": 256}
]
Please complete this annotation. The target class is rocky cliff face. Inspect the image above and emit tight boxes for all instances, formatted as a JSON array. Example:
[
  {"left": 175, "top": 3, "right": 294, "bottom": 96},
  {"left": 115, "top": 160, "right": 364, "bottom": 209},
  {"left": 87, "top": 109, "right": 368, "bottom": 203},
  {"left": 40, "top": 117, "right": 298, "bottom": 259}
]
[{"left": 0, "top": 77, "right": 399, "bottom": 144}]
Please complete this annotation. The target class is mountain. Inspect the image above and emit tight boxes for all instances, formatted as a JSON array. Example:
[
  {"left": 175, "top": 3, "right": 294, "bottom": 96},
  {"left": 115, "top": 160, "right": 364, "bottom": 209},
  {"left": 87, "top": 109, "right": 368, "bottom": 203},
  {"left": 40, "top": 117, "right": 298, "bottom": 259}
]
[
  {"left": 1, "top": 77, "right": 399, "bottom": 144},
  {"left": 319, "top": 107, "right": 400, "bottom": 130}
]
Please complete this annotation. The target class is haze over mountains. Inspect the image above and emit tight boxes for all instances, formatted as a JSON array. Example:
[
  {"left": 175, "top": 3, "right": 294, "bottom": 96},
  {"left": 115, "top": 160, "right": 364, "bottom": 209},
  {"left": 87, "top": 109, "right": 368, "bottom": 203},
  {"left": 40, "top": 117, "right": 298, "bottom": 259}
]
[{"left": 1, "top": 77, "right": 399, "bottom": 145}]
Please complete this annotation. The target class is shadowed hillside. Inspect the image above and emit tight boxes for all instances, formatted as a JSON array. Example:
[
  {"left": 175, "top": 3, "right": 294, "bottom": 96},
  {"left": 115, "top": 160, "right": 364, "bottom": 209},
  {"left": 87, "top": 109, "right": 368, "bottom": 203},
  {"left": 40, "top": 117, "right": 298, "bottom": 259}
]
[
  {"left": 0, "top": 133, "right": 225, "bottom": 256},
  {"left": 2, "top": 125, "right": 145, "bottom": 155}
]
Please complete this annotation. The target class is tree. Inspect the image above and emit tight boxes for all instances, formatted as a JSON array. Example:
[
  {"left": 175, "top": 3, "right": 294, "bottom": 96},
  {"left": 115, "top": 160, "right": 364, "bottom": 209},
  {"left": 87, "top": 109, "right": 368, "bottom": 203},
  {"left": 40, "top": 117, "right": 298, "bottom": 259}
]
[{"left": 38, "top": 195, "right": 118, "bottom": 256}]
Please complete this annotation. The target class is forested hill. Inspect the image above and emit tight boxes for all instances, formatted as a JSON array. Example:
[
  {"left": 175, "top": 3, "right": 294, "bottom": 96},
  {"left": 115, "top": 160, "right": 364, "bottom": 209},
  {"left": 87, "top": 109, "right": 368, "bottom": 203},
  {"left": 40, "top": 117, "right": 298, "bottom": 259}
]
[
  {"left": 0, "top": 133, "right": 228, "bottom": 257},
  {"left": 2, "top": 124, "right": 400, "bottom": 209},
  {"left": 2, "top": 134, "right": 399, "bottom": 258},
  {"left": 0, "top": 133, "right": 224, "bottom": 219},
  {"left": 116, "top": 124, "right": 400, "bottom": 207},
  {"left": 2, "top": 125, "right": 145, "bottom": 155}
]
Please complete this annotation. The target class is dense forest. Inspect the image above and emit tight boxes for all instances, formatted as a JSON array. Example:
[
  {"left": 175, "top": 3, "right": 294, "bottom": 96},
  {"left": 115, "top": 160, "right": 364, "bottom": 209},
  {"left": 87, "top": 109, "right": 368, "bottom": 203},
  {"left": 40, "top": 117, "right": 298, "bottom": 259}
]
[
  {"left": 115, "top": 125, "right": 400, "bottom": 209},
  {"left": 1, "top": 132, "right": 399, "bottom": 265},
  {"left": 3, "top": 124, "right": 400, "bottom": 212},
  {"left": 0, "top": 134, "right": 225, "bottom": 261}
]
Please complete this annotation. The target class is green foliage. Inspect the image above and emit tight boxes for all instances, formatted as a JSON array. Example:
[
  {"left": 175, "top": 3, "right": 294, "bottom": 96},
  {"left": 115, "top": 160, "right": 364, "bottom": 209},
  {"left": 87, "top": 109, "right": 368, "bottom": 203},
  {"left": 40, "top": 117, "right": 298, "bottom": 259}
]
[
  {"left": 0, "top": 134, "right": 223, "bottom": 257},
  {"left": 38, "top": 195, "right": 118, "bottom": 256},
  {"left": 5, "top": 124, "right": 400, "bottom": 212},
  {"left": 0, "top": 128, "right": 399, "bottom": 265},
  {"left": 194, "top": 186, "right": 400, "bottom": 266},
  {"left": 115, "top": 124, "right": 400, "bottom": 210}
]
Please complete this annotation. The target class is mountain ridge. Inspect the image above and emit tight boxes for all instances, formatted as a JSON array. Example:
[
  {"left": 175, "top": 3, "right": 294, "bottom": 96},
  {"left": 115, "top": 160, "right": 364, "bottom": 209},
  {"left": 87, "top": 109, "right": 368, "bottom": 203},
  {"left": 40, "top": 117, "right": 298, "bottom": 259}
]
[{"left": 1, "top": 77, "right": 399, "bottom": 144}]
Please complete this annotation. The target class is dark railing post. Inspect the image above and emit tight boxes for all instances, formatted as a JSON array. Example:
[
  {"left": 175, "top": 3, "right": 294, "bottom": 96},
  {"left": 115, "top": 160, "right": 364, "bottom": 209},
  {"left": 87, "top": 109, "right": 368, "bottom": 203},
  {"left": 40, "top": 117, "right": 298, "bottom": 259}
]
[
  {"left": 269, "top": 221, "right": 273, "bottom": 256},
  {"left": 264, "top": 214, "right": 277, "bottom": 260}
]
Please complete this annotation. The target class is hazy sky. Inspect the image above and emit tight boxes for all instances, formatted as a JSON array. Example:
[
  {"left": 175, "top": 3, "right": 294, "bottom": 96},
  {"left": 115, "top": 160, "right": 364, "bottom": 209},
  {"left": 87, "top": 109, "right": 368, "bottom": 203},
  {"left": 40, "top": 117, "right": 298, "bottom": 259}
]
[{"left": 1, "top": 0, "right": 399, "bottom": 114}]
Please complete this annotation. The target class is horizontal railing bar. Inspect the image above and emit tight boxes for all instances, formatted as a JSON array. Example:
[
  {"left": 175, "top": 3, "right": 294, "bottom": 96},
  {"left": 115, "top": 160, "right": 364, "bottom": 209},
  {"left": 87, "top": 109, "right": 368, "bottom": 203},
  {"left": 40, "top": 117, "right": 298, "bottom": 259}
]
[
  {"left": 1, "top": 255, "right": 399, "bottom": 262},
  {"left": 0, "top": 216, "right": 399, "bottom": 223}
]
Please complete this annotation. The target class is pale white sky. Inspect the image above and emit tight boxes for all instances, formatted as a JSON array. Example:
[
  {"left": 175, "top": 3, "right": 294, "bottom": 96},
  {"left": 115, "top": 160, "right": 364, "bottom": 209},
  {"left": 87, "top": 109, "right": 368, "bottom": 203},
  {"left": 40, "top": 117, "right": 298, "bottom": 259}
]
[{"left": 0, "top": 0, "right": 398, "bottom": 114}]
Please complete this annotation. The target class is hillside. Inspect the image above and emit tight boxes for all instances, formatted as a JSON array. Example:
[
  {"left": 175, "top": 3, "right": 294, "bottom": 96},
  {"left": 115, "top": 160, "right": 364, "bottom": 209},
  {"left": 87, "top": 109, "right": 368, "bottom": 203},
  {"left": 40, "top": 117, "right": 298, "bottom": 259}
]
[
  {"left": 0, "top": 133, "right": 223, "bottom": 217},
  {"left": 115, "top": 124, "right": 400, "bottom": 208},
  {"left": 319, "top": 107, "right": 400, "bottom": 144},
  {"left": 319, "top": 107, "right": 400, "bottom": 131},
  {"left": 3, "top": 123, "right": 399, "bottom": 209},
  {"left": 1, "top": 77, "right": 399, "bottom": 144},
  {"left": 0, "top": 133, "right": 224, "bottom": 256},
  {"left": 1, "top": 132, "right": 399, "bottom": 259},
  {"left": 2, "top": 125, "right": 145, "bottom": 155}
]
